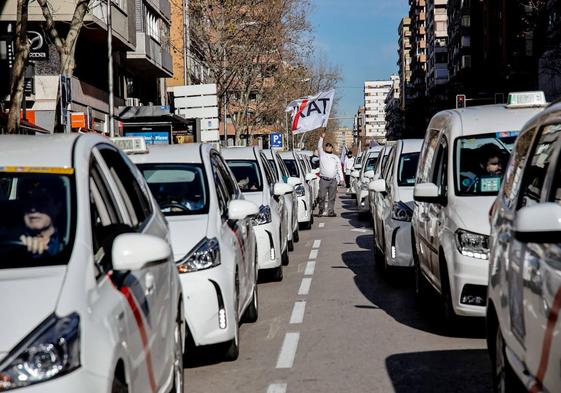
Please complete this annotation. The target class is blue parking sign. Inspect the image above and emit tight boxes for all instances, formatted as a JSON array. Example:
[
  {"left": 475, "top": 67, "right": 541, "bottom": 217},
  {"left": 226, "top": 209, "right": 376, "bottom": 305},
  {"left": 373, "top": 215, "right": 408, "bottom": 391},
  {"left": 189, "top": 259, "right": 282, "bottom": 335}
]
[{"left": 270, "top": 132, "right": 283, "bottom": 149}]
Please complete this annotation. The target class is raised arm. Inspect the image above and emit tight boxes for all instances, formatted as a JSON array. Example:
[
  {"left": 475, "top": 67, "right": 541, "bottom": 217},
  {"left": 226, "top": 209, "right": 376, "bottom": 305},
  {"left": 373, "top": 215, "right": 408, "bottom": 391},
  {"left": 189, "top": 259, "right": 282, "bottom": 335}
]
[{"left": 318, "top": 131, "right": 325, "bottom": 156}]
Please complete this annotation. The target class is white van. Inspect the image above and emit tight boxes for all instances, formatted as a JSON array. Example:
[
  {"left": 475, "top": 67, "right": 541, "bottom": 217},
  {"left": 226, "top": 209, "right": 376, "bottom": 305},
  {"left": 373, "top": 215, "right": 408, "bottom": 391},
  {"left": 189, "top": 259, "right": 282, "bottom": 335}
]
[{"left": 411, "top": 92, "right": 547, "bottom": 324}]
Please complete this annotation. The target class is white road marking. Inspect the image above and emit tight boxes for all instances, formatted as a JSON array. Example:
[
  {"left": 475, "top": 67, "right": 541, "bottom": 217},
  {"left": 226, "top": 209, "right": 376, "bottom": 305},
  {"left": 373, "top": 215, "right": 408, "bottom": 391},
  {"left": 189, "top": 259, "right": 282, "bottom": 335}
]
[
  {"left": 267, "top": 383, "right": 287, "bottom": 393},
  {"left": 312, "top": 239, "right": 322, "bottom": 249},
  {"left": 308, "top": 249, "right": 319, "bottom": 260},
  {"left": 304, "top": 261, "right": 316, "bottom": 276},
  {"left": 276, "top": 332, "right": 300, "bottom": 368},
  {"left": 266, "top": 316, "right": 283, "bottom": 340},
  {"left": 350, "top": 228, "right": 369, "bottom": 233},
  {"left": 318, "top": 223, "right": 325, "bottom": 228},
  {"left": 289, "top": 301, "right": 306, "bottom": 324},
  {"left": 298, "top": 277, "right": 312, "bottom": 295}
]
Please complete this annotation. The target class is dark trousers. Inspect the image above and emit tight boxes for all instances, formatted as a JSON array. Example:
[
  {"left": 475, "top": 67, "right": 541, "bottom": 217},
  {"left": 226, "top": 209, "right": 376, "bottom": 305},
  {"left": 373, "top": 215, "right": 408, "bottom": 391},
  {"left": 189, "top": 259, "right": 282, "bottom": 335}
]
[
  {"left": 319, "top": 177, "right": 337, "bottom": 214},
  {"left": 344, "top": 174, "right": 350, "bottom": 188}
]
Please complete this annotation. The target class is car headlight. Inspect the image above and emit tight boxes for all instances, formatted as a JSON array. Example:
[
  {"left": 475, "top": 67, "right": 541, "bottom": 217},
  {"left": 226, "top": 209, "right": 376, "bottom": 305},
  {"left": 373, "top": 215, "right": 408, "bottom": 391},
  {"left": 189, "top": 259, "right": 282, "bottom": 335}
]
[
  {"left": 391, "top": 201, "right": 413, "bottom": 222},
  {"left": 253, "top": 205, "right": 272, "bottom": 225},
  {"left": 176, "top": 237, "right": 220, "bottom": 273},
  {"left": 294, "top": 184, "right": 305, "bottom": 197},
  {"left": 0, "top": 313, "right": 80, "bottom": 391},
  {"left": 455, "top": 229, "right": 489, "bottom": 260}
]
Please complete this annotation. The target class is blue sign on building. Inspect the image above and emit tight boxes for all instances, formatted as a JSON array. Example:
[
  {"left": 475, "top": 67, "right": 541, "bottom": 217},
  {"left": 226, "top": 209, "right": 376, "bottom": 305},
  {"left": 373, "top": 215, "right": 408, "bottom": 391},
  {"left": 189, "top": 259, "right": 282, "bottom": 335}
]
[
  {"left": 126, "top": 131, "right": 170, "bottom": 145},
  {"left": 270, "top": 132, "right": 283, "bottom": 149}
]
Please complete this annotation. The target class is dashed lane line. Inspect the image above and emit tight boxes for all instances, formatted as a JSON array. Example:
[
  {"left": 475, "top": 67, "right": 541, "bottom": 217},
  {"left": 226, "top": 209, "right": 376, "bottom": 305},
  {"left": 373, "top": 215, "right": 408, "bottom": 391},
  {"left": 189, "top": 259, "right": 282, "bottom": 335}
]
[
  {"left": 276, "top": 332, "right": 300, "bottom": 369},
  {"left": 298, "top": 277, "right": 312, "bottom": 296},
  {"left": 312, "top": 239, "right": 322, "bottom": 249},
  {"left": 267, "top": 383, "right": 287, "bottom": 393},
  {"left": 308, "top": 249, "right": 319, "bottom": 260},
  {"left": 304, "top": 261, "right": 316, "bottom": 276},
  {"left": 318, "top": 223, "right": 325, "bottom": 228},
  {"left": 289, "top": 301, "right": 306, "bottom": 324}
]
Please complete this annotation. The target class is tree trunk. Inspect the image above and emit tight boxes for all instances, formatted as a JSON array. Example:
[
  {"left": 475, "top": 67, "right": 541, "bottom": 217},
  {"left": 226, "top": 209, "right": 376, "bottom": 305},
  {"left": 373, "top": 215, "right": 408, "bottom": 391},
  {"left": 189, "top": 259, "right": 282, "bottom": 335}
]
[{"left": 7, "top": 0, "right": 30, "bottom": 134}]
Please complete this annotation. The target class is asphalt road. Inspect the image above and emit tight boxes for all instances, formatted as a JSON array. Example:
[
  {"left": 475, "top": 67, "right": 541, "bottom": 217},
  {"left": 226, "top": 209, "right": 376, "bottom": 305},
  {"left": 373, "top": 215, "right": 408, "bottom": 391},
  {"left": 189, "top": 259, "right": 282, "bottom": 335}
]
[{"left": 184, "top": 192, "right": 493, "bottom": 393}]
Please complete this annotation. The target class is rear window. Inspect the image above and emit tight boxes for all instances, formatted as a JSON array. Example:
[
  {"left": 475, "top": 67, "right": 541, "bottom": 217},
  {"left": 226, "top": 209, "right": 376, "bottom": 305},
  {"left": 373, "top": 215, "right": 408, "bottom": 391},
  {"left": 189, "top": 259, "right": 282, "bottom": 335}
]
[
  {"left": 398, "top": 152, "right": 420, "bottom": 186},
  {"left": 226, "top": 160, "right": 263, "bottom": 192},
  {"left": 138, "top": 164, "right": 208, "bottom": 215}
]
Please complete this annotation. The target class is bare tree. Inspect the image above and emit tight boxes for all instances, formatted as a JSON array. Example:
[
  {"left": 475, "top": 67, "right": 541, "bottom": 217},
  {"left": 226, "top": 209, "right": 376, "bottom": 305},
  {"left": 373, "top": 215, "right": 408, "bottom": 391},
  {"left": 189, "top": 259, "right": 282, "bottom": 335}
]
[{"left": 6, "top": 0, "right": 30, "bottom": 134}]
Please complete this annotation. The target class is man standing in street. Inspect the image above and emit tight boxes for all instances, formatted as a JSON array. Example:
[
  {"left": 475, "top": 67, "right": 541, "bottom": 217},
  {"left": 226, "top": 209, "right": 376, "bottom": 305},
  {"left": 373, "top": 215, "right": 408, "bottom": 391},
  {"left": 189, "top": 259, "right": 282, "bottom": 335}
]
[
  {"left": 317, "top": 131, "right": 344, "bottom": 217},
  {"left": 344, "top": 151, "right": 355, "bottom": 192}
]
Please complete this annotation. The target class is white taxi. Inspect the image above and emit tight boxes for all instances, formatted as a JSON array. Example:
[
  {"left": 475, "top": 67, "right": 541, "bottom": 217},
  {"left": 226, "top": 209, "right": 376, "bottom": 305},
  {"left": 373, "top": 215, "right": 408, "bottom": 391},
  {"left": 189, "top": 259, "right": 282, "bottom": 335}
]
[
  {"left": 411, "top": 92, "right": 547, "bottom": 325},
  {"left": 487, "top": 100, "right": 561, "bottom": 392},
  {"left": 263, "top": 149, "right": 300, "bottom": 249},
  {"left": 0, "top": 135, "right": 184, "bottom": 393},
  {"left": 129, "top": 143, "right": 259, "bottom": 361},
  {"left": 222, "top": 147, "right": 292, "bottom": 281},
  {"left": 355, "top": 147, "right": 382, "bottom": 217},
  {"left": 369, "top": 139, "right": 422, "bottom": 270},
  {"left": 296, "top": 150, "right": 320, "bottom": 206},
  {"left": 279, "top": 151, "right": 314, "bottom": 229}
]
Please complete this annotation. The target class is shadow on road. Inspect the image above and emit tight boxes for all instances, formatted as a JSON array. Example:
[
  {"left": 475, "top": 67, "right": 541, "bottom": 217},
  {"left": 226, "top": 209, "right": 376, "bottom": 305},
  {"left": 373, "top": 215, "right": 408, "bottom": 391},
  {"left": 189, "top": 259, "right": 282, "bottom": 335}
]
[{"left": 385, "top": 349, "right": 492, "bottom": 393}]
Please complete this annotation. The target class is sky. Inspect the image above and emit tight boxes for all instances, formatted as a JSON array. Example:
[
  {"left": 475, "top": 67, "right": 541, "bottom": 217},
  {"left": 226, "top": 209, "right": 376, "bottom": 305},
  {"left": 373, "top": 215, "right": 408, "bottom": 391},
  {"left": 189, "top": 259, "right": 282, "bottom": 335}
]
[{"left": 309, "top": 0, "right": 409, "bottom": 128}]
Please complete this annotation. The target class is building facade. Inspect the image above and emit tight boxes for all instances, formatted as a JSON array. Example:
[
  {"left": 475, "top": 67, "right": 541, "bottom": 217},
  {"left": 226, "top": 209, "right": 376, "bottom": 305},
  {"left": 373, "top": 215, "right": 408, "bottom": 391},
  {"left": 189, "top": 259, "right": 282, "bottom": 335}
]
[
  {"left": 398, "top": 17, "right": 412, "bottom": 110},
  {"left": 425, "top": 0, "right": 449, "bottom": 92},
  {"left": 364, "top": 80, "right": 392, "bottom": 142},
  {"left": 385, "top": 75, "right": 402, "bottom": 140}
]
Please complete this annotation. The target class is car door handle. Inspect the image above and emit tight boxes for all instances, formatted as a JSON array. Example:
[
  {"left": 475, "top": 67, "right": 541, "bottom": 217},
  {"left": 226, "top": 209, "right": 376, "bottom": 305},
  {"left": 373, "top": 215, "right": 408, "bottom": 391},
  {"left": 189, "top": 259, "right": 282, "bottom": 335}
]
[{"left": 145, "top": 273, "right": 155, "bottom": 296}]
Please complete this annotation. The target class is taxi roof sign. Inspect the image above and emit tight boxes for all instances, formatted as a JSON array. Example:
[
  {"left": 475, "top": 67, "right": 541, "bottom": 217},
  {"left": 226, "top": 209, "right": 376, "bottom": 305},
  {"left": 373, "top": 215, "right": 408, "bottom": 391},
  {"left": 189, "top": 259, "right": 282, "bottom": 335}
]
[
  {"left": 111, "top": 137, "right": 148, "bottom": 154},
  {"left": 506, "top": 91, "right": 547, "bottom": 108}
]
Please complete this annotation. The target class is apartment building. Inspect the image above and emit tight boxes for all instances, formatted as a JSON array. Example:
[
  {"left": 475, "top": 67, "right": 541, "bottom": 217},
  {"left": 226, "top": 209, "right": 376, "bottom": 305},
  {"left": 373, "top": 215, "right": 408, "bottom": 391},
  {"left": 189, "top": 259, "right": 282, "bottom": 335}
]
[
  {"left": 364, "top": 79, "right": 393, "bottom": 141},
  {"left": 425, "top": 0, "right": 449, "bottom": 91},
  {"left": 385, "top": 75, "right": 402, "bottom": 140},
  {"left": 0, "top": 0, "right": 172, "bottom": 132},
  {"left": 408, "top": 0, "right": 427, "bottom": 100},
  {"left": 398, "top": 17, "right": 412, "bottom": 110}
]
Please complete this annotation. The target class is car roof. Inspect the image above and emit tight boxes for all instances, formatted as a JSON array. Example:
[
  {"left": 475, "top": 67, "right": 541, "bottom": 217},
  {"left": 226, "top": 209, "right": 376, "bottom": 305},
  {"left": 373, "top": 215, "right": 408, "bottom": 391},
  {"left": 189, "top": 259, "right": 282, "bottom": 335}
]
[
  {"left": 129, "top": 143, "right": 205, "bottom": 164},
  {"left": 297, "top": 150, "right": 314, "bottom": 156},
  {"left": 399, "top": 139, "right": 424, "bottom": 154},
  {"left": 221, "top": 146, "right": 259, "bottom": 160},
  {"left": 279, "top": 151, "right": 297, "bottom": 159},
  {"left": 431, "top": 104, "right": 545, "bottom": 137},
  {"left": 0, "top": 134, "right": 94, "bottom": 168}
]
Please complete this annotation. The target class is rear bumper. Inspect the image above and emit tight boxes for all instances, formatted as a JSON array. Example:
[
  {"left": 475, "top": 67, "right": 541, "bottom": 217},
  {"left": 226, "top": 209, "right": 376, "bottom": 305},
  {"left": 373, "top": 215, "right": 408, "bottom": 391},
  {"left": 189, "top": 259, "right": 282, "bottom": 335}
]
[{"left": 254, "top": 222, "right": 281, "bottom": 270}]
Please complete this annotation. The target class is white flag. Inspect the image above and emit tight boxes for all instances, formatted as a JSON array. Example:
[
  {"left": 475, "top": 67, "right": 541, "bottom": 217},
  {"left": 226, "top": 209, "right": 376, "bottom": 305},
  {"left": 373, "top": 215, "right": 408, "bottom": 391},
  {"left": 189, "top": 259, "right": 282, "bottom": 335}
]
[{"left": 285, "top": 89, "right": 335, "bottom": 135}]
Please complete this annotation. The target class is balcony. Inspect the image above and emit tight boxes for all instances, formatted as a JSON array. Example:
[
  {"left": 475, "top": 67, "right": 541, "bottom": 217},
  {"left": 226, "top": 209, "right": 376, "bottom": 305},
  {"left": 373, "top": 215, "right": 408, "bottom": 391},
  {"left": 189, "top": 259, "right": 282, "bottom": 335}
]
[{"left": 127, "top": 32, "right": 173, "bottom": 77}]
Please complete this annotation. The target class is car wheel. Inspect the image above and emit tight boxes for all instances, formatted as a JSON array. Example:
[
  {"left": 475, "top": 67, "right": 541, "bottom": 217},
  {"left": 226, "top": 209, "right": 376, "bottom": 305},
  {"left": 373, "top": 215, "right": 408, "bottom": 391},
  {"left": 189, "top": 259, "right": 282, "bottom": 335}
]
[
  {"left": 171, "top": 314, "right": 184, "bottom": 393},
  {"left": 412, "top": 232, "right": 429, "bottom": 304},
  {"left": 272, "top": 265, "right": 284, "bottom": 281},
  {"left": 440, "top": 259, "right": 459, "bottom": 329},
  {"left": 111, "top": 375, "right": 128, "bottom": 393},
  {"left": 493, "top": 325, "right": 525, "bottom": 393},
  {"left": 310, "top": 213, "right": 314, "bottom": 225},
  {"left": 293, "top": 228, "right": 300, "bottom": 243},
  {"left": 225, "top": 278, "right": 240, "bottom": 361},
  {"left": 243, "top": 284, "right": 259, "bottom": 323},
  {"left": 288, "top": 239, "right": 294, "bottom": 252},
  {"left": 281, "top": 246, "right": 289, "bottom": 266}
]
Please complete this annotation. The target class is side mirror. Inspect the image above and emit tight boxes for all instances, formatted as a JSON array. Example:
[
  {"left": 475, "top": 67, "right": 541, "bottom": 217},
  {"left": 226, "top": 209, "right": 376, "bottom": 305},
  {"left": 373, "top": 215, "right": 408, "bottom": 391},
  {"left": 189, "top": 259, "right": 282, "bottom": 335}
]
[
  {"left": 351, "top": 170, "right": 360, "bottom": 178},
  {"left": 514, "top": 203, "right": 561, "bottom": 243},
  {"left": 287, "top": 177, "right": 301, "bottom": 186},
  {"left": 363, "top": 170, "right": 375, "bottom": 180},
  {"left": 112, "top": 233, "right": 171, "bottom": 271},
  {"left": 305, "top": 173, "right": 316, "bottom": 182},
  {"left": 369, "top": 179, "right": 386, "bottom": 193},
  {"left": 228, "top": 199, "right": 259, "bottom": 221},
  {"left": 274, "top": 182, "right": 293, "bottom": 196},
  {"left": 414, "top": 183, "right": 445, "bottom": 205}
]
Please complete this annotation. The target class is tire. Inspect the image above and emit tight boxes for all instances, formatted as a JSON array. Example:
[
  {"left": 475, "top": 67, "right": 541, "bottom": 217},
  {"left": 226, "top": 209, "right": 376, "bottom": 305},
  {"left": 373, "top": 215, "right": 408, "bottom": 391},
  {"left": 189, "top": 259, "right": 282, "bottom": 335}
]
[
  {"left": 288, "top": 239, "right": 294, "bottom": 252},
  {"left": 492, "top": 325, "right": 525, "bottom": 393},
  {"left": 293, "top": 228, "right": 300, "bottom": 243},
  {"left": 170, "top": 314, "right": 184, "bottom": 393},
  {"left": 272, "top": 265, "right": 284, "bottom": 281},
  {"left": 412, "top": 232, "right": 430, "bottom": 304},
  {"left": 281, "top": 247, "right": 289, "bottom": 266},
  {"left": 111, "top": 375, "right": 128, "bottom": 393},
  {"left": 440, "top": 258, "right": 459, "bottom": 329},
  {"left": 243, "top": 284, "right": 259, "bottom": 323},
  {"left": 225, "top": 279, "right": 240, "bottom": 361}
]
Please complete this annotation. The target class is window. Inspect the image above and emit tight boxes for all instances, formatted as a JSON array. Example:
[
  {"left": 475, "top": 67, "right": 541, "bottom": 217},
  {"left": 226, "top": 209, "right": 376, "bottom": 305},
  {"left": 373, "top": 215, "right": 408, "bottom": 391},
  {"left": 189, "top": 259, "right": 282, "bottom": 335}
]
[
  {"left": 226, "top": 160, "right": 263, "bottom": 192},
  {"left": 417, "top": 129, "right": 440, "bottom": 184},
  {"left": 502, "top": 128, "right": 536, "bottom": 207},
  {"left": 398, "top": 152, "right": 421, "bottom": 186},
  {"left": 283, "top": 159, "right": 300, "bottom": 177},
  {"left": 97, "top": 145, "right": 152, "bottom": 228},
  {"left": 211, "top": 156, "right": 230, "bottom": 216},
  {"left": 519, "top": 125, "right": 561, "bottom": 209},
  {"left": 260, "top": 154, "right": 276, "bottom": 185}
]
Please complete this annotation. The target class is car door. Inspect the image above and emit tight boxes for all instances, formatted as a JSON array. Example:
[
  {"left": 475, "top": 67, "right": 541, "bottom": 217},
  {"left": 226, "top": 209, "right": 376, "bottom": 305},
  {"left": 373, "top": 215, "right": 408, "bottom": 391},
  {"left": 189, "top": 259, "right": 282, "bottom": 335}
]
[
  {"left": 95, "top": 145, "right": 173, "bottom": 389},
  {"left": 261, "top": 153, "right": 287, "bottom": 249},
  {"left": 512, "top": 124, "right": 561, "bottom": 388},
  {"left": 376, "top": 147, "right": 396, "bottom": 249}
]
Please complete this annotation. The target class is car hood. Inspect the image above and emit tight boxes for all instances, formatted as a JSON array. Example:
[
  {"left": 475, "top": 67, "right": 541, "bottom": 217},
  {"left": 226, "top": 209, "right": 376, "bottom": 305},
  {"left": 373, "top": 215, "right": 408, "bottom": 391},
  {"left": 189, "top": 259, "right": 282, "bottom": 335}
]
[
  {"left": 0, "top": 266, "right": 66, "bottom": 361},
  {"left": 167, "top": 215, "right": 209, "bottom": 261},
  {"left": 243, "top": 192, "right": 264, "bottom": 207},
  {"left": 449, "top": 196, "right": 495, "bottom": 235}
]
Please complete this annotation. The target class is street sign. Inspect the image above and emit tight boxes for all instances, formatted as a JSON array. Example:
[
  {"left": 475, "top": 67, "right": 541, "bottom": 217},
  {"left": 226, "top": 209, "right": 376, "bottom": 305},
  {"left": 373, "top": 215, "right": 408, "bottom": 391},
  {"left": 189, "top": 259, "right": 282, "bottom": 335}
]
[{"left": 270, "top": 132, "right": 283, "bottom": 149}]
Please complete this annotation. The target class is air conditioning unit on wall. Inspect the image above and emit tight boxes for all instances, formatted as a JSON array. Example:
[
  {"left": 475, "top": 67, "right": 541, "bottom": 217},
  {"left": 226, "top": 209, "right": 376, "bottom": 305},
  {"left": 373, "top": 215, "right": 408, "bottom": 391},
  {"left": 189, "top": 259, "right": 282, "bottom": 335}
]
[{"left": 126, "top": 97, "right": 141, "bottom": 106}]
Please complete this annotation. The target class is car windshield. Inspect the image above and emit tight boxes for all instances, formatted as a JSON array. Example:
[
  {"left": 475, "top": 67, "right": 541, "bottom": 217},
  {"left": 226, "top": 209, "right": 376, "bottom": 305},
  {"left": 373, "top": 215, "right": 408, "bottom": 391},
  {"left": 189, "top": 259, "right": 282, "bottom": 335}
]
[
  {"left": 398, "top": 152, "right": 420, "bottom": 186},
  {"left": 226, "top": 160, "right": 263, "bottom": 192},
  {"left": 455, "top": 132, "right": 518, "bottom": 196},
  {"left": 0, "top": 172, "right": 75, "bottom": 269},
  {"left": 283, "top": 159, "right": 300, "bottom": 177},
  {"left": 138, "top": 164, "right": 208, "bottom": 216}
]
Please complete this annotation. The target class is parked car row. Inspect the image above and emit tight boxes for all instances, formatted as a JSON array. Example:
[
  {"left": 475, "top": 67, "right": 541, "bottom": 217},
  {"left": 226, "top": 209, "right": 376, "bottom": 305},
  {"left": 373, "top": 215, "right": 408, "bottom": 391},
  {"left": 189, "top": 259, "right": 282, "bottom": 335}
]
[
  {"left": 364, "top": 91, "right": 561, "bottom": 392},
  {"left": 0, "top": 134, "right": 321, "bottom": 393}
]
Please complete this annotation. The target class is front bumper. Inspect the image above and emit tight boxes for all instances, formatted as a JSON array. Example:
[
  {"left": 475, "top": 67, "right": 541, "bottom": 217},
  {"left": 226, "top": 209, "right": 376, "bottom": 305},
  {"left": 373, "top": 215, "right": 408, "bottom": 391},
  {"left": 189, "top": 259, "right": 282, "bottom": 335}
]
[
  {"left": 449, "top": 250, "right": 489, "bottom": 317},
  {"left": 179, "top": 266, "right": 237, "bottom": 346},
  {"left": 9, "top": 368, "right": 109, "bottom": 393},
  {"left": 297, "top": 196, "right": 312, "bottom": 223},
  {"left": 254, "top": 222, "right": 281, "bottom": 270},
  {"left": 384, "top": 221, "right": 413, "bottom": 267}
]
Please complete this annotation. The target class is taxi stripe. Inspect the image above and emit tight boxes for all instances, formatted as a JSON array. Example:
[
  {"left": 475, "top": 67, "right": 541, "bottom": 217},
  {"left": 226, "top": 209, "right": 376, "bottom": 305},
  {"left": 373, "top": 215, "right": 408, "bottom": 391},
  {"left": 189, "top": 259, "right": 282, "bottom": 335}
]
[{"left": 529, "top": 286, "right": 561, "bottom": 393}]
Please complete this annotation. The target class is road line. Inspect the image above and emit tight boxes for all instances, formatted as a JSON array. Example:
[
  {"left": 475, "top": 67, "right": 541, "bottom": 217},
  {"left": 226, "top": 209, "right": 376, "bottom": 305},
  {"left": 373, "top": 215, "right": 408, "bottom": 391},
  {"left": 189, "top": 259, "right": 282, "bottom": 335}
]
[
  {"left": 304, "top": 261, "right": 316, "bottom": 276},
  {"left": 318, "top": 223, "right": 325, "bottom": 228},
  {"left": 276, "top": 332, "right": 300, "bottom": 368},
  {"left": 289, "top": 301, "right": 306, "bottom": 324},
  {"left": 267, "top": 383, "right": 287, "bottom": 393},
  {"left": 308, "top": 249, "right": 319, "bottom": 260},
  {"left": 312, "top": 239, "right": 322, "bottom": 249},
  {"left": 298, "top": 277, "right": 312, "bottom": 295}
]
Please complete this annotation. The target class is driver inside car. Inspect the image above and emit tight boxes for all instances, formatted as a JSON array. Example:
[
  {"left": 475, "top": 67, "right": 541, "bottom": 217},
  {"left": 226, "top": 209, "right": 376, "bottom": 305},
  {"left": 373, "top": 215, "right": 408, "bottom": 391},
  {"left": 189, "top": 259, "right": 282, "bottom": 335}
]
[{"left": 460, "top": 143, "right": 506, "bottom": 193}]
